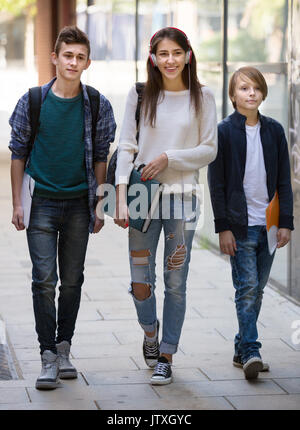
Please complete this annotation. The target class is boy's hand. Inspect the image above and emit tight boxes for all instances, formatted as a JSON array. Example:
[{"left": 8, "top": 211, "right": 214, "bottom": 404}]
[
  {"left": 12, "top": 206, "right": 25, "bottom": 231},
  {"left": 93, "top": 212, "right": 104, "bottom": 233},
  {"left": 277, "top": 228, "right": 291, "bottom": 248},
  {"left": 141, "top": 153, "right": 168, "bottom": 180},
  {"left": 219, "top": 230, "right": 237, "bottom": 256}
]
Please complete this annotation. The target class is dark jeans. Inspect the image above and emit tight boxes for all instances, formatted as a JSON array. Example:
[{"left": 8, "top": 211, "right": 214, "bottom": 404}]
[
  {"left": 230, "top": 226, "right": 275, "bottom": 363},
  {"left": 26, "top": 195, "right": 90, "bottom": 354}
]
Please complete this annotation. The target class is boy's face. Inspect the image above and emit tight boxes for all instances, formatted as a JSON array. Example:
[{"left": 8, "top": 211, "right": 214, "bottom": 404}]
[
  {"left": 51, "top": 42, "right": 91, "bottom": 82},
  {"left": 231, "top": 74, "right": 264, "bottom": 114}
]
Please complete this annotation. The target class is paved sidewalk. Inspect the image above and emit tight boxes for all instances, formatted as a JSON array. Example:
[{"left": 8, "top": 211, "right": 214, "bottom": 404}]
[{"left": 0, "top": 159, "right": 300, "bottom": 410}]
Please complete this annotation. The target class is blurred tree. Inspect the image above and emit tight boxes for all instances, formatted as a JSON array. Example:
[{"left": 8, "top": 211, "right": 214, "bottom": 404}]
[
  {"left": 198, "top": 29, "right": 266, "bottom": 62},
  {"left": 0, "top": 0, "right": 36, "bottom": 69},
  {"left": 0, "top": 0, "right": 36, "bottom": 16}
]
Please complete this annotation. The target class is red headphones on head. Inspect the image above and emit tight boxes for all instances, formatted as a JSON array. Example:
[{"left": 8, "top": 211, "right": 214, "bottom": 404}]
[{"left": 148, "top": 27, "right": 192, "bottom": 68}]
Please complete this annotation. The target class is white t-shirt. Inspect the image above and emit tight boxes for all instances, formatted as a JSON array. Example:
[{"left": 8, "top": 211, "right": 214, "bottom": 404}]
[
  {"left": 243, "top": 122, "right": 269, "bottom": 226},
  {"left": 115, "top": 85, "right": 218, "bottom": 195}
]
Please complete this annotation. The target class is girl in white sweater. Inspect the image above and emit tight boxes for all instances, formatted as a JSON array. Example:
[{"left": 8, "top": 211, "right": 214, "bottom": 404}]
[{"left": 114, "top": 27, "right": 217, "bottom": 385}]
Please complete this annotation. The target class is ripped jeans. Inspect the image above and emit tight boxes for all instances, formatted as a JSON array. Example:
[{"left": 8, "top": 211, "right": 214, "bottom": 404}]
[{"left": 128, "top": 193, "right": 199, "bottom": 355}]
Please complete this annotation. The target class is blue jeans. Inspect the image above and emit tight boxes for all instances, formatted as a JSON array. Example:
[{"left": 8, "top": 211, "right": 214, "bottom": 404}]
[
  {"left": 128, "top": 193, "right": 199, "bottom": 355},
  {"left": 26, "top": 195, "right": 90, "bottom": 354},
  {"left": 230, "top": 226, "right": 275, "bottom": 363}
]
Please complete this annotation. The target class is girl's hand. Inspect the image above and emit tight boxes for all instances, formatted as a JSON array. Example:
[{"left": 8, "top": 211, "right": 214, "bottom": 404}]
[
  {"left": 114, "top": 184, "right": 129, "bottom": 229},
  {"left": 141, "top": 153, "right": 168, "bottom": 180},
  {"left": 114, "top": 201, "right": 129, "bottom": 229}
]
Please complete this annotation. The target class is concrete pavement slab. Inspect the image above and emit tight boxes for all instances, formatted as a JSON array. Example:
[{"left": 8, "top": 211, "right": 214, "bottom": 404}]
[
  {"left": 151, "top": 379, "right": 286, "bottom": 398},
  {"left": 97, "top": 396, "right": 234, "bottom": 410},
  {"left": 0, "top": 387, "right": 29, "bottom": 404},
  {"left": 83, "top": 368, "right": 208, "bottom": 385},
  {"left": 0, "top": 400, "right": 99, "bottom": 410},
  {"left": 273, "top": 378, "right": 300, "bottom": 394},
  {"left": 226, "top": 394, "right": 300, "bottom": 410},
  {"left": 27, "top": 383, "right": 159, "bottom": 403}
]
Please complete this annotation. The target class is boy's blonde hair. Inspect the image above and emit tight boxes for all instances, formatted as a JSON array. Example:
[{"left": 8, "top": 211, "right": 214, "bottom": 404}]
[{"left": 229, "top": 66, "right": 268, "bottom": 109}]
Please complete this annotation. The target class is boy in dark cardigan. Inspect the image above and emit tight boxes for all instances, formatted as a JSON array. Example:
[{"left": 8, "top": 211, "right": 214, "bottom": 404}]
[{"left": 208, "top": 67, "right": 294, "bottom": 379}]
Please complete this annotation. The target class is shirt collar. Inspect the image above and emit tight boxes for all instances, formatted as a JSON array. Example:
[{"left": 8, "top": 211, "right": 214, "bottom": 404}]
[{"left": 230, "top": 109, "right": 266, "bottom": 130}]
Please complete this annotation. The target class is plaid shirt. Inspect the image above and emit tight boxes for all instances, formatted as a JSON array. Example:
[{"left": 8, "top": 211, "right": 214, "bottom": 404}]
[{"left": 9, "top": 78, "right": 116, "bottom": 233}]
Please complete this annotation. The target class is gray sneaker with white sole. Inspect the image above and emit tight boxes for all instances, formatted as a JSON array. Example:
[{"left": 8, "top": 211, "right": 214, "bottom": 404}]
[
  {"left": 56, "top": 341, "right": 78, "bottom": 379},
  {"left": 36, "top": 350, "right": 59, "bottom": 390}
]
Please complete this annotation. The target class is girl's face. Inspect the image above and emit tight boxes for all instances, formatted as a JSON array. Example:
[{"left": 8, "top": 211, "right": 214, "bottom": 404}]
[
  {"left": 231, "top": 74, "right": 264, "bottom": 114},
  {"left": 155, "top": 38, "right": 186, "bottom": 88}
]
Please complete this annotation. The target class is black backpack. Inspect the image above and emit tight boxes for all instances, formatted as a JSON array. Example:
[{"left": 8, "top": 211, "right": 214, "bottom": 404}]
[
  {"left": 28, "top": 84, "right": 100, "bottom": 154},
  {"left": 106, "top": 82, "right": 144, "bottom": 185}
]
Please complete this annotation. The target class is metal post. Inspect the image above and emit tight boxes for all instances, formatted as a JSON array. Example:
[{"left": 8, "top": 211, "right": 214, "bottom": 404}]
[{"left": 222, "top": 0, "right": 228, "bottom": 119}]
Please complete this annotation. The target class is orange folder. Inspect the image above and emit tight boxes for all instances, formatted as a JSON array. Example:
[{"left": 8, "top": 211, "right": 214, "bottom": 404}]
[{"left": 265, "top": 191, "right": 279, "bottom": 254}]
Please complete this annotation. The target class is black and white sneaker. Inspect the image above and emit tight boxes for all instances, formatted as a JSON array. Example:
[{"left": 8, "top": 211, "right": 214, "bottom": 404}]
[
  {"left": 150, "top": 356, "right": 172, "bottom": 385},
  {"left": 243, "top": 356, "right": 263, "bottom": 380},
  {"left": 143, "top": 320, "right": 160, "bottom": 368},
  {"left": 233, "top": 354, "right": 269, "bottom": 371}
]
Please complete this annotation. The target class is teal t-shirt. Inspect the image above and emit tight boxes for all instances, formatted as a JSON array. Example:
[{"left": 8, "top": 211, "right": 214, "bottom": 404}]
[{"left": 26, "top": 88, "right": 88, "bottom": 199}]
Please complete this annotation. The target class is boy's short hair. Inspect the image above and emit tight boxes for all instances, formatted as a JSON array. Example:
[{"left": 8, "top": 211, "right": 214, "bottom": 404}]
[
  {"left": 229, "top": 66, "right": 268, "bottom": 109},
  {"left": 54, "top": 26, "right": 90, "bottom": 59}
]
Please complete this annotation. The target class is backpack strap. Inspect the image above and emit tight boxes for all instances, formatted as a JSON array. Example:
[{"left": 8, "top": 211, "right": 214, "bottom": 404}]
[
  {"left": 135, "top": 82, "right": 145, "bottom": 143},
  {"left": 28, "top": 86, "right": 42, "bottom": 153},
  {"left": 86, "top": 85, "right": 100, "bottom": 154}
]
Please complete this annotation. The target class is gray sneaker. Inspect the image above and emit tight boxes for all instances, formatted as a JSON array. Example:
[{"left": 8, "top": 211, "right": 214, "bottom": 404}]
[
  {"left": 56, "top": 341, "right": 78, "bottom": 379},
  {"left": 36, "top": 350, "right": 59, "bottom": 390}
]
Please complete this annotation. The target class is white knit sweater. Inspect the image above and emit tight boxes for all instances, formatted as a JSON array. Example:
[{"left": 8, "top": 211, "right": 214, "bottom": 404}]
[{"left": 115, "top": 85, "right": 218, "bottom": 194}]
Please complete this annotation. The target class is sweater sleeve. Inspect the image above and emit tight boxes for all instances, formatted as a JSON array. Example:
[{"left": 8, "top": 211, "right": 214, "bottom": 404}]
[
  {"left": 8, "top": 92, "right": 32, "bottom": 160},
  {"left": 115, "top": 85, "right": 138, "bottom": 185},
  {"left": 165, "top": 87, "right": 218, "bottom": 171},
  {"left": 276, "top": 124, "right": 294, "bottom": 230}
]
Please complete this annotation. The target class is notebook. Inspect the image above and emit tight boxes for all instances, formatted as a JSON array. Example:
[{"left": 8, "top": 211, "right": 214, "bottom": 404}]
[
  {"left": 265, "top": 191, "right": 279, "bottom": 255},
  {"left": 21, "top": 172, "right": 35, "bottom": 229}
]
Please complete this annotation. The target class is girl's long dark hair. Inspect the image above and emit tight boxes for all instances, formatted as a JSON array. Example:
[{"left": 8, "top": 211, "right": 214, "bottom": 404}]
[{"left": 142, "top": 27, "right": 203, "bottom": 127}]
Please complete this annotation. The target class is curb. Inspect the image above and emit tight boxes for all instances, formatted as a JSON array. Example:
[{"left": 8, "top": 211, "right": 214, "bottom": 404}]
[{"left": 0, "top": 319, "right": 19, "bottom": 380}]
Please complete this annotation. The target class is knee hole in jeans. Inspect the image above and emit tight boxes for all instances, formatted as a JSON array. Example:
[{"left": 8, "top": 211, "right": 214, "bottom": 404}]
[
  {"left": 130, "top": 249, "right": 151, "bottom": 266},
  {"left": 131, "top": 282, "right": 151, "bottom": 301}
]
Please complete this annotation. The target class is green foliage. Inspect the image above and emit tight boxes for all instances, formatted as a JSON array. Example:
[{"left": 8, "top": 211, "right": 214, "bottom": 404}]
[
  {"left": 198, "top": 29, "right": 267, "bottom": 62},
  {"left": 0, "top": 0, "right": 36, "bottom": 16},
  {"left": 228, "top": 29, "right": 267, "bottom": 62},
  {"left": 198, "top": 33, "right": 221, "bottom": 62}
]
